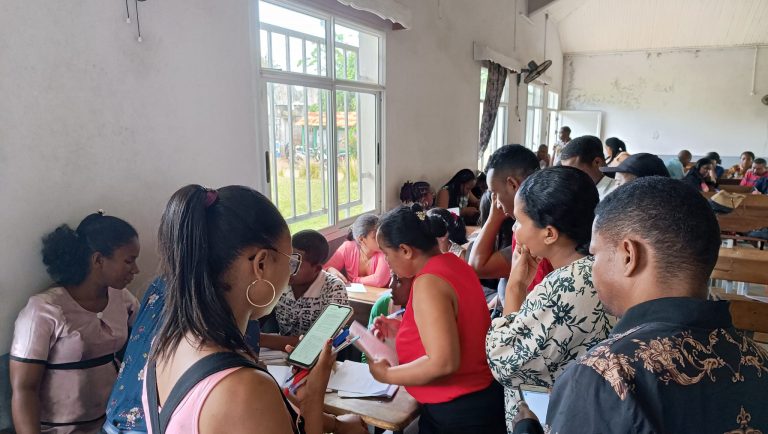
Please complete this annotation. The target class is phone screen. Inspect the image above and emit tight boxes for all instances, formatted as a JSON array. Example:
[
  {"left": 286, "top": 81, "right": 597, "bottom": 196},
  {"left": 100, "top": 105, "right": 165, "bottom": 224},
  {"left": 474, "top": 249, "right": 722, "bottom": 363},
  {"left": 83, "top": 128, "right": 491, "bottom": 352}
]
[
  {"left": 520, "top": 388, "right": 550, "bottom": 422},
  {"left": 287, "top": 304, "right": 352, "bottom": 368}
]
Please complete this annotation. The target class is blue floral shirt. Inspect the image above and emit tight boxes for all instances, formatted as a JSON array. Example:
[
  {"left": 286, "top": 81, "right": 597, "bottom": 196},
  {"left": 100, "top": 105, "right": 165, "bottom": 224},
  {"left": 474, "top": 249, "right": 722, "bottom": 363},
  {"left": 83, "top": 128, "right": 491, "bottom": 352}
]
[{"left": 104, "top": 278, "right": 261, "bottom": 432}]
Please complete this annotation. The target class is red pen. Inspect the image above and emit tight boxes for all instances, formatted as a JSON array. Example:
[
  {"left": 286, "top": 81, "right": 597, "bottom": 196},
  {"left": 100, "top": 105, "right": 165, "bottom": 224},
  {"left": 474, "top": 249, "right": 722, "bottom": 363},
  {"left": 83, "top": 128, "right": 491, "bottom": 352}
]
[{"left": 283, "top": 369, "right": 310, "bottom": 396}]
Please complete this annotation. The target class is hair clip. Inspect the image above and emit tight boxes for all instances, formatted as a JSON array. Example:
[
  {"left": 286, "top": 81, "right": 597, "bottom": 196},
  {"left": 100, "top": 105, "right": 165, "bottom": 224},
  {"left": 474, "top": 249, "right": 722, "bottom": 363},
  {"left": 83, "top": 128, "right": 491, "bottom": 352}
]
[
  {"left": 97, "top": 209, "right": 105, "bottom": 216},
  {"left": 204, "top": 189, "right": 219, "bottom": 208},
  {"left": 415, "top": 211, "right": 426, "bottom": 221}
]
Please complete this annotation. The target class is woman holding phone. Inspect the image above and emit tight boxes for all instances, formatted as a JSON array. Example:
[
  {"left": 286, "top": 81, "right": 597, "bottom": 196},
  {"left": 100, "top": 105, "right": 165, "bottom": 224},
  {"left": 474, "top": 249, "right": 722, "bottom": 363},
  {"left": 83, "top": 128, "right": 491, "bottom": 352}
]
[
  {"left": 143, "top": 185, "right": 338, "bottom": 434},
  {"left": 369, "top": 204, "right": 506, "bottom": 434},
  {"left": 485, "top": 167, "right": 614, "bottom": 431}
]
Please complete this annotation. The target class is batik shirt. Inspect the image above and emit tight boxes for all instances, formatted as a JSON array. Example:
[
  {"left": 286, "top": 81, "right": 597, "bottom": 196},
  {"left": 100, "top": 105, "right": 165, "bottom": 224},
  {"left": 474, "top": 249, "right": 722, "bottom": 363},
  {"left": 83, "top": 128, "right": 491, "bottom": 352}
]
[
  {"left": 275, "top": 271, "right": 349, "bottom": 337},
  {"left": 533, "top": 297, "right": 768, "bottom": 434},
  {"left": 486, "top": 256, "right": 615, "bottom": 433}
]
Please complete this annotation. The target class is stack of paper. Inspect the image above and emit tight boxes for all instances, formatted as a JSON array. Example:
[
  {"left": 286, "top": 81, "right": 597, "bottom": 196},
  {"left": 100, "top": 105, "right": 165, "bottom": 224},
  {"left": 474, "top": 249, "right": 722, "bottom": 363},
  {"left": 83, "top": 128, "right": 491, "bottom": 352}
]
[
  {"left": 327, "top": 360, "right": 398, "bottom": 398},
  {"left": 346, "top": 283, "right": 367, "bottom": 293},
  {"left": 259, "top": 348, "right": 288, "bottom": 365}
]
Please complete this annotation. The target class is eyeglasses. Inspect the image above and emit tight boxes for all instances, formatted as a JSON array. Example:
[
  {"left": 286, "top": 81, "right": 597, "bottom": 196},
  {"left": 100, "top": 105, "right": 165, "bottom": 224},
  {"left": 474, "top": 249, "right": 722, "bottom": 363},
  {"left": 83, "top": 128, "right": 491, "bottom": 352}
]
[{"left": 250, "top": 249, "right": 302, "bottom": 276}]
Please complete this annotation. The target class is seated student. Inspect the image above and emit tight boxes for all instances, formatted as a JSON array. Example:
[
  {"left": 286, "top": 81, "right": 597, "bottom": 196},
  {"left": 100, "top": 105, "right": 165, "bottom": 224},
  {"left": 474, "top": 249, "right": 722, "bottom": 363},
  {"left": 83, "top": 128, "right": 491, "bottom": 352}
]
[
  {"left": 536, "top": 145, "right": 551, "bottom": 169},
  {"left": 740, "top": 157, "right": 768, "bottom": 187},
  {"left": 11, "top": 212, "right": 140, "bottom": 434},
  {"left": 725, "top": 151, "right": 755, "bottom": 179},
  {"left": 604, "top": 137, "right": 630, "bottom": 167},
  {"left": 683, "top": 157, "right": 717, "bottom": 192},
  {"left": 143, "top": 185, "right": 367, "bottom": 434},
  {"left": 705, "top": 151, "right": 725, "bottom": 179},
  {"left": 666, "top": 149, "right": 692, "bottom": 180},
  {"left": 369, "top": 205, "right": 506, "bottom": 434},
  {"left": 473, "top": 191, "right": 515, "bottom": 307},
  {"left": 261, "top": 230, "right": 349, "bottom": 351},
  {"left": 367, "top": 272, "right": 413, "bottom": 329},
  {"left": 469, "top": 145, "right": 554, "bottom": 313},
  {"left": 325, "top": 214, "right": 391, "bottom": 287},
  {"left": 400, "top": 180, "right": 434, "bottom": 209},
  {"left": 105, "top": 280, "right": 359, "bottom": 434},
  {"left": 486, "top": 167, "right": 615, "bottom": 431},
  {"left": 427, "top": 208, "right": 469, "bottom": 259},
  {"left": 512, "top": 177, "right": 768, "bottom": 434},
  {"left": 435, "top": 168, "right": 481, "bottom": 223},
  {"left": 599, "top": 152, "right": 670, "bottom": 187},
  {"left": 559, "top": 136, "right": 619, "bottom": 200},
  {"left": 754, "top": 175, "right": 768, "bottom": 195}
]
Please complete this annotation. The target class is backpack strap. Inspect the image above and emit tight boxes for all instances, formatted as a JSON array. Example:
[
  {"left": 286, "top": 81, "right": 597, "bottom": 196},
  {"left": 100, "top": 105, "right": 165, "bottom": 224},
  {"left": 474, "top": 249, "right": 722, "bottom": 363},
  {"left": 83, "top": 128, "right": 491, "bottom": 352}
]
[{"left": 146, "top": 352, "right": 260, "bottom": 434}]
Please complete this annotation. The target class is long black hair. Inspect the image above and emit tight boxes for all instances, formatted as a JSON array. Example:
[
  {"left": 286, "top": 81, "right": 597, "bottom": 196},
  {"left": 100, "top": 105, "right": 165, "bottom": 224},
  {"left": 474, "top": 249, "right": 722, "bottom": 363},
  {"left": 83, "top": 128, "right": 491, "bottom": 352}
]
[
  {"left": 399, "top": 181, "right": 432, "bottom": 207},
  {"left": 41, "top": 212, "right": 137, "bottom": 286},
  {"left": 427, "top": 208, "right": 468, "bottom": 245},
  {"left": 518, "top": 166, "right": 598, "bottom": 255},
  {"left": 151, "top": 185, "right": 288, "bottom": 361},
  {"left": 442, "top": 169, "right": 476, "bottom": 207},
  {"left": 604, "top": 137, "right": 627, "bottom": 165},
  {"left": 378, "top": 204, "right": 446, "bottom": 252}
]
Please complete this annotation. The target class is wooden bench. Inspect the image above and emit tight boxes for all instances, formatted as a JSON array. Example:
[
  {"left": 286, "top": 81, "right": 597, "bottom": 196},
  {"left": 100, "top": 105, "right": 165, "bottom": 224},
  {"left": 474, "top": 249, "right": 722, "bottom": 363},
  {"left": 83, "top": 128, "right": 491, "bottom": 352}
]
[
  {"left": 702, "top": 192, "right": 768, "bottom": 233},
  {"left": 712, "top": 247, "right": 768, "bottom": 284},
  {"left": 709, "top": 288, "right": 768, "bottom": 343},
  {"left": 719, "top": 184, "right": 755, "bottom": 194}
]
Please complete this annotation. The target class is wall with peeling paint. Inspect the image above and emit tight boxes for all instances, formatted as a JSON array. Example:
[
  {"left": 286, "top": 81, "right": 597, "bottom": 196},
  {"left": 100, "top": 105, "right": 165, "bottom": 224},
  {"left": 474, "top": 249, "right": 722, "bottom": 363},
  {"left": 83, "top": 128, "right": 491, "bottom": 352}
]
[{"left": 563, "top": 47, "right": 768, "bottom": 158}]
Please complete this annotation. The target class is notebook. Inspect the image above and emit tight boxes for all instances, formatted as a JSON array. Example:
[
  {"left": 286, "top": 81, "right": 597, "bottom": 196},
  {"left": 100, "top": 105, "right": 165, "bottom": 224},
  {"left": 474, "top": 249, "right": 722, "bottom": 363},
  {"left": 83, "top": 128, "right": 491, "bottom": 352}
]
[{"left": 349, "top": 321, "right": 399, "bottom": 365}]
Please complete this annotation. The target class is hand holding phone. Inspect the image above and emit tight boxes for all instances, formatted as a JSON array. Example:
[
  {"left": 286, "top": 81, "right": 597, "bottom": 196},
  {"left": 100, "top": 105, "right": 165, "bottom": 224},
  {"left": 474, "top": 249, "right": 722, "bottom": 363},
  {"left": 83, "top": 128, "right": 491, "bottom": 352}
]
[
  {"left": 286, "top": 304, "right": 353, "bottom": 369},
  {"left": 518, "top": 385, "right": 550, "bottom": 422}
]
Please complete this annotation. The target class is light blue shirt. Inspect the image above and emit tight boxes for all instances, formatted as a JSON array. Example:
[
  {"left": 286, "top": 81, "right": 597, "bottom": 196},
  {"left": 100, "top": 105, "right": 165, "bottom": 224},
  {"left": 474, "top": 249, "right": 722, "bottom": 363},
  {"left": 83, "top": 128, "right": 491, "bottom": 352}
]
[{"left": 666, "top": 158, "right": 685, "bottom": 179}]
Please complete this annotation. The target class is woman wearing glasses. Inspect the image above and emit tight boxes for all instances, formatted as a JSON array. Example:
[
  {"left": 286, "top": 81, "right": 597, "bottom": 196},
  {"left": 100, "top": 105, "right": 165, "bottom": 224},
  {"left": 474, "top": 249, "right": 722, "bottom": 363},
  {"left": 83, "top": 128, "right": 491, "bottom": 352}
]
[
  {"left": 260, "top": 230, "right": 349, "bottom": 352},
  {"left": 142, "top": 185, "right": 339, "bottom": 434}
]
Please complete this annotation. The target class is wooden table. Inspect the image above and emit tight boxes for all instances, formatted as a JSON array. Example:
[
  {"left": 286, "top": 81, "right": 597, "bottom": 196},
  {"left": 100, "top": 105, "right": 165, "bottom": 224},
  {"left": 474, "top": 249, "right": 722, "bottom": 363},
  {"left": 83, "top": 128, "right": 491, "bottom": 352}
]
[
  {"left": 325, "top": 387, "right": 419, "bottom": 433},
  {"left": 712, "top": 247, "right": 768, "bottom": 284},
  {"left": 347, "top": 286, "right": 389, "bottom": 325}
]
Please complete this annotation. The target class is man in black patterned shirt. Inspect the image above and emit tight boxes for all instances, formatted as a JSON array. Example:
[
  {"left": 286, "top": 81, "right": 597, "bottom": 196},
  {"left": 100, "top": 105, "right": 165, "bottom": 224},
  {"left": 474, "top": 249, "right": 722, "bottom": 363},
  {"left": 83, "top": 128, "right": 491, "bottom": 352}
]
[{"left": 514, "top": 177, "right": 768, "bottom": 434}]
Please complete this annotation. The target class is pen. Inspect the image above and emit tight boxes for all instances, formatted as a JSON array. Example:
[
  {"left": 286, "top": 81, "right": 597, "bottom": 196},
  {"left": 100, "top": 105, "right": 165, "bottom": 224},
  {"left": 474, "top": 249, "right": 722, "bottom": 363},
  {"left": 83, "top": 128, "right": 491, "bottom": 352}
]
[{"left": 386, "top": 308, "right": 406, "bottom": 319}]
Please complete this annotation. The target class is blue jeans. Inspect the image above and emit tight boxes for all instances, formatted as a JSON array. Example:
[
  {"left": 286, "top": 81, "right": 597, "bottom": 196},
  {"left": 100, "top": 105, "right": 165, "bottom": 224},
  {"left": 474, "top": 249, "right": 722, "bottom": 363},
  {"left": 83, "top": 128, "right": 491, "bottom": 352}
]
[{"left": 101, "top": 422, "right": 147, "bottom": 434}]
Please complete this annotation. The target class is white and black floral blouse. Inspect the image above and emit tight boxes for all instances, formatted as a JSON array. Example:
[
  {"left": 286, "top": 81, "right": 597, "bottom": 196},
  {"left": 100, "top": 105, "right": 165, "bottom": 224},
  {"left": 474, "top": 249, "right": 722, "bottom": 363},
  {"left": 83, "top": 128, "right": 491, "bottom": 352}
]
[{"left": 485, "top": 255, "right": 615, "bottom": 432}]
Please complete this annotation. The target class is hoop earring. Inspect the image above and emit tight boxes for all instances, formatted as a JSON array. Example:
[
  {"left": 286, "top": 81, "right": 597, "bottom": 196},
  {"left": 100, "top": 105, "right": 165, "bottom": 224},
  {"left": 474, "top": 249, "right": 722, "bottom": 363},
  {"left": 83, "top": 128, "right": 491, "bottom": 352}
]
[{"left": 245, "top": 279, "right": 276, "bottom": 308}]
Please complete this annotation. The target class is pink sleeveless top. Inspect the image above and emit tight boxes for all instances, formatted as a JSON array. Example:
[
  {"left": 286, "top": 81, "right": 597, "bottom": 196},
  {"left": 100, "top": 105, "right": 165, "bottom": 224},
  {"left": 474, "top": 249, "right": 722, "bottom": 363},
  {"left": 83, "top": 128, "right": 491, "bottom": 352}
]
[{"left": 142, "top": 367, "right": 240, "bottom": 434}]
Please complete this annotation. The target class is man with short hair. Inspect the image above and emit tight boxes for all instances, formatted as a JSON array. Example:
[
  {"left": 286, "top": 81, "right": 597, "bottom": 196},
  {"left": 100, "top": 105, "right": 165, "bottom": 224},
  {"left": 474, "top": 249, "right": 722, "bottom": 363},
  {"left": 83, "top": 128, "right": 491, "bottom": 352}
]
[
  {"left": 550, "top": 126, "right": 571, "bottom": 166},
  {"left": 512, "top": 177, "right": 768, "bottom": 434},
  {"left": 559, "top": 135, "right": 618, "bottom": 200},
  {"left": 600, "top": 152, "right": 670, "bottom": 187},
  {"left": 666, "top": 150, "right": 691, "bottom": 179},
  {"left": 725, "top": 151, "right": 755, "bottom": 179},
  {"left": 469, "top": 145, "right": 553, "bottom": 311},
  {"left": 739, "top": 157, "right": 768, "bottom": 187}
]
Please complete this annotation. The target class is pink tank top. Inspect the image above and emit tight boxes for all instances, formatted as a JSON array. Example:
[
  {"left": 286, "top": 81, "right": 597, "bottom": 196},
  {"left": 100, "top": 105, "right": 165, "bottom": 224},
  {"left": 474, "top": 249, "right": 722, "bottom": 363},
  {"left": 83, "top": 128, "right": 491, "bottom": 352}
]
[{"left": 142, "top": 367, "right": 240, "bottom": 434}]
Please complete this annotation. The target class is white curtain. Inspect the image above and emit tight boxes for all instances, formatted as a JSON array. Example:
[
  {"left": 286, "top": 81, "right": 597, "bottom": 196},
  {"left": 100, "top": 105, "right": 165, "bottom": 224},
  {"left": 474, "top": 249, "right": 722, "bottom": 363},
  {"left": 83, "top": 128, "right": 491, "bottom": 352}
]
[{"left": 336, "top": 0, "right": 412, "bottom": 29}]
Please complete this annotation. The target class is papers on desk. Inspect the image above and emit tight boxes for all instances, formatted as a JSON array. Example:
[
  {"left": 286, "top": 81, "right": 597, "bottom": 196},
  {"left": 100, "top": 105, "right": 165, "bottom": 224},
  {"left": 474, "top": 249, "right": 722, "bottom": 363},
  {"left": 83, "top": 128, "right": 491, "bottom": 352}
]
[
  {"left": 746, "top": 295, "right": 768, "bottom": 303},
  {"left": 259, "top": 348, "right": 288, "bottom": 365},
  {"left": 266, "top": 364, "right": 292, "bottom": 385},
  {"left": 328, "top": 360, "right": 398, "bottom": 399},
  {"left": 349, "top": 321, "right": 399, "bottom": 365},
  {"left": 347, "top": 283, "right": 367, "bottom": 293}
]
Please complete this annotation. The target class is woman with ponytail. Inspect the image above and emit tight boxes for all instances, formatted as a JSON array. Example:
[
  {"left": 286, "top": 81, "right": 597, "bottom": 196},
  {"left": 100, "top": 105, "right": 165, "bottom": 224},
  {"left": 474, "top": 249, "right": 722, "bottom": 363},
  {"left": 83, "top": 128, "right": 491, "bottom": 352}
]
[
  {"left": 142, "top": 185, "right": 346, "bottom": 434},
  {"left": 324, "top": 214, "right": 391, "bottom": 287},
  {"left": 368, "top": 204, "right": 506, "bottom": 434},
  {"left": 426, "top": 208, "right": 468, "bottom": 259},
  {"left": 485, "top": 167, "right": 615, "bottom": 431},
  {"left": 10, "top": 212, "right": 140, "bottom": 434}
]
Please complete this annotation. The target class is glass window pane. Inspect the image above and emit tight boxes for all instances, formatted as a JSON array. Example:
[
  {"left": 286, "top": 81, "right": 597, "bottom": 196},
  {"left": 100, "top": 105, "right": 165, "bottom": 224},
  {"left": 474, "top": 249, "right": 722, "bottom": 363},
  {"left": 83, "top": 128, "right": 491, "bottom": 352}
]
[
  {"left": 480, "top": 67, "right": 488, "bottom": 100},
  {"left": 533, "top": 108, "right": 543, "bottom": 148},
  {"left": 258, "top": 1, "right": 327, "bottom": 75},
  {"left": 306, "top": 41, "right": 318, "bottom": 75},
  {"left": 336, "top": 91, "right": 377, "bottom": 221},
  {"left": 334, "top": 24, "right": 379, "bottom": 84},
  {"left": 525, "top": 108, "right": 535, "bottom": 148},
  {"left": 267, "top": 82, "right": 331, "bottom": 231},
  {"left": 335, "top": 47, "right": 345, "bottom": 79}
]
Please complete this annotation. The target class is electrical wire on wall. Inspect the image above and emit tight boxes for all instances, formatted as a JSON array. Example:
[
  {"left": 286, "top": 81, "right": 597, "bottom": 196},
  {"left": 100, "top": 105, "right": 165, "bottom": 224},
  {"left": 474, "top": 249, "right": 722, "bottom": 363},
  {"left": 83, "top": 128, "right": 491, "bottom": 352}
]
[{"left": 123, "top": 0, "right": 146, "bottom": 42}]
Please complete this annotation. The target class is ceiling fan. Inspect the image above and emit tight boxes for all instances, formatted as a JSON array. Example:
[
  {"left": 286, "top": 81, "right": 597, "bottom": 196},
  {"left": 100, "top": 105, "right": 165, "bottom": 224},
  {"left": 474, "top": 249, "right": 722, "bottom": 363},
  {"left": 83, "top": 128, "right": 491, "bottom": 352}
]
[
  {"left": 514, "top": 13, "right": 553, "bottom": 120},
  {"left": 762, "top": 94, "right": 768, "bottom": 106}
]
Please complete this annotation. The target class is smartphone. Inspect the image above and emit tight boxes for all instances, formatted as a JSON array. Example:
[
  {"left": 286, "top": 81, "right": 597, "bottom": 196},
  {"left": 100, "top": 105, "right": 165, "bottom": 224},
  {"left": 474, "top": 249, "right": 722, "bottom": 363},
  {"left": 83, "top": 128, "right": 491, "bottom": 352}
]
[
  {"left": 519, "top": 385, "right": 550, "bottom": 422},
  {"left": 286, "top": 304, "right": 353, "bottom": 369}
]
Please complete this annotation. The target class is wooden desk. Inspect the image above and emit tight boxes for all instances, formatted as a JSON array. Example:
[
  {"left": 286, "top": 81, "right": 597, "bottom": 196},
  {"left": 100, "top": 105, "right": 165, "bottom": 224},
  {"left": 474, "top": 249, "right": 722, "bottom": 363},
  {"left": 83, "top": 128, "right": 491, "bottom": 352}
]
[
  {"left": 712, "top": 247, "right": 768, "bottom": 284},
  {"left": 719, "top": 184, "right": 755, "bottom": 194},
  {"left": 718, "top": 178, "right": 742, "bottom": 186},
  {"left": 325, "top": 387, "right": 419, "bottom": 433},
  {"left": 703, "top": 192, "right": 768, "bottom": 233},
  {"left": 347, "top": 286, "right": 389, "bottom": 325}
]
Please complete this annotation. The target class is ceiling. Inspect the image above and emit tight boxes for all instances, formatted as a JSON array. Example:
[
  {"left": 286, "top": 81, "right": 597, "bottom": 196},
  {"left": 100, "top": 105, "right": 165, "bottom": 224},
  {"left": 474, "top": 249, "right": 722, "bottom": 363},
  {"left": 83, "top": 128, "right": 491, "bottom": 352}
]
[{"left": 531, "top": 0, "right": 768, "bottom": 54}]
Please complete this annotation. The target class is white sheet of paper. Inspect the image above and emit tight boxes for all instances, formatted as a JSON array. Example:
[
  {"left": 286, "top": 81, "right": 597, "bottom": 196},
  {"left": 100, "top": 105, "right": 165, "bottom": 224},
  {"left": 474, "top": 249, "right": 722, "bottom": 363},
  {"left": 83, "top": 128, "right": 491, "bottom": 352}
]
[
  {"left": 347, "top": 283, "right": 367, "bottom": 293},
  {"left": 522, "top": 389, "right": 550, "bottom": 422},
  {"left": 349, "top": 321, "right": 399, "bottom": 365},
  {"left": 266, "top": 365, "right": 292, "bottom": 386},
  {"left": 328, "top": 360, "right": 392, "bottom": 397}
]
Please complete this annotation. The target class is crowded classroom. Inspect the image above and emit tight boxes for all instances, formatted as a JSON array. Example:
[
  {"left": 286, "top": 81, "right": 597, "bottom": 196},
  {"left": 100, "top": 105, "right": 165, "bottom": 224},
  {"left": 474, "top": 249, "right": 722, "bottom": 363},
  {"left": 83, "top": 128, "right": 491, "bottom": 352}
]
[{"left": 1, "top": 0, "right": 768, "bottom": 433}]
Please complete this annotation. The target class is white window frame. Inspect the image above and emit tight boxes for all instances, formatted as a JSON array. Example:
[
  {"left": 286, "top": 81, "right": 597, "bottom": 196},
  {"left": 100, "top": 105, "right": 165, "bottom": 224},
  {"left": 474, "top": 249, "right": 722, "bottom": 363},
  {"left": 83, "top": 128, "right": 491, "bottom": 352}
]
[
  {"left": 525, "top": 84, "right": 545, "bottom": 151},
  {"left": 478, "top": 66, "right": 509, "bottom": 170},
  {"left": 545, "top": 90, "right": 559, "bottom": 148},
  {"left": 253, "top": 0, "right": 386, "bottom": 233}
]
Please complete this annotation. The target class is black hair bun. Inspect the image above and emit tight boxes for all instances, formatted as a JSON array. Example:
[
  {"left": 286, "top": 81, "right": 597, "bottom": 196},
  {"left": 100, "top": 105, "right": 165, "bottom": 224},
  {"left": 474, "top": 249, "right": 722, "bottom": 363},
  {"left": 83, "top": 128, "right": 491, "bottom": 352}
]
[{"left": 41, "top": 225, "right": 91, "bottom": 286}]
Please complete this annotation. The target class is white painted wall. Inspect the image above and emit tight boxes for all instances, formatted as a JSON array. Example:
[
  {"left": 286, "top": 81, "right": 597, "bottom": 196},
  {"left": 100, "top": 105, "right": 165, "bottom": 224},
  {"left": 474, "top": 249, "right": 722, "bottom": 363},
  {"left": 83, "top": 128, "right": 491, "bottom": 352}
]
[
  {"left": 0, "top": 0, "right": 262, "bottom": 353},
  {"left": 385, "top": 0, "right": 563, "bottom": 208},
  {"left": 562, "top": 47, "right": 768, "bottom": 158}
]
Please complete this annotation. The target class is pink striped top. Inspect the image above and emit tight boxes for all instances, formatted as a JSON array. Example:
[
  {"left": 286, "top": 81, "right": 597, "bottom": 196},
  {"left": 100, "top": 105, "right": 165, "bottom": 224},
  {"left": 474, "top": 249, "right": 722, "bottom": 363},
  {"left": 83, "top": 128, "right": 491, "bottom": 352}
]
[{"left": 324, "top": 240, "right": 391, "bottom": 287}]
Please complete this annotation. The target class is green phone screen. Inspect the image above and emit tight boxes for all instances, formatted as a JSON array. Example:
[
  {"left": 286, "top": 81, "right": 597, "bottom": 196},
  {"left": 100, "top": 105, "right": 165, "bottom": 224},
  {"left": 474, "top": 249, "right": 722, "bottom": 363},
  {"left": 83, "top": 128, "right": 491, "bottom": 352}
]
[{"left": 287, "top": 304, "right": 351, "bottom": 367}]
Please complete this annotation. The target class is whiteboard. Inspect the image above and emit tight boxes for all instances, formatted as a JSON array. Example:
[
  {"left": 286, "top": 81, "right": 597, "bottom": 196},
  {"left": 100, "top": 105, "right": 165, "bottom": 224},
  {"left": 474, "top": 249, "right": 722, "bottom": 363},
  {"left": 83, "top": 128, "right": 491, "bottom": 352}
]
[{"left": 558, "top": 110, "right": 603, "bottom": 139}]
